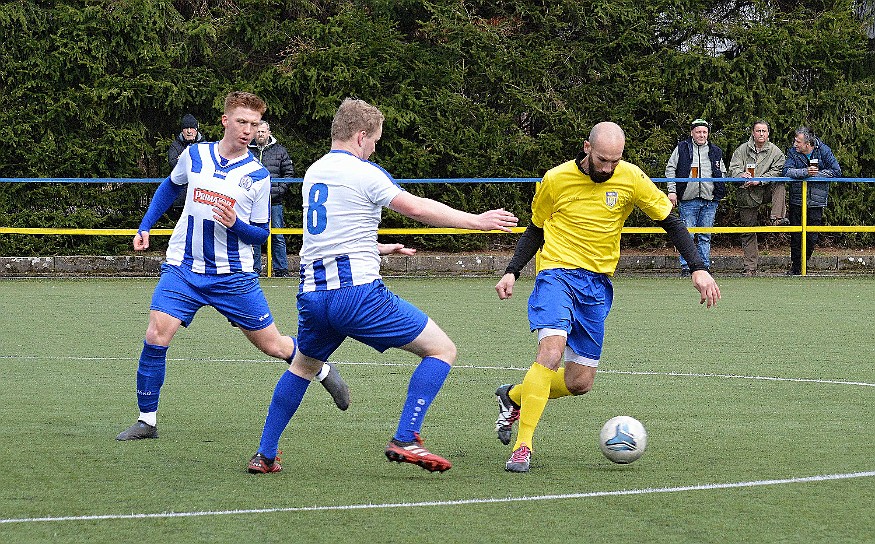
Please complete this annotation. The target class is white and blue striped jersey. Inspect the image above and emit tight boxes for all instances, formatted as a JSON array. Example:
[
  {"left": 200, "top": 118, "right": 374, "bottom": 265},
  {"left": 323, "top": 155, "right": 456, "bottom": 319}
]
[
  {"left": 299, "top": 150, "right": 403, "bottom": 292},
  {"left": 166, "top": 142, "right": 270, "bottom": 274}
]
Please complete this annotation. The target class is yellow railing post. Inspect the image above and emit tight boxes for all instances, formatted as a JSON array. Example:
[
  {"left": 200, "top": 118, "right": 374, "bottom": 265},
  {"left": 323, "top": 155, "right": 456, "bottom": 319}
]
[
  {"left": 265, "top": 227, "right": 272, "bottom": 277},
  {"left": 801, "top": 180, "right": 807, "bottom": 276}
]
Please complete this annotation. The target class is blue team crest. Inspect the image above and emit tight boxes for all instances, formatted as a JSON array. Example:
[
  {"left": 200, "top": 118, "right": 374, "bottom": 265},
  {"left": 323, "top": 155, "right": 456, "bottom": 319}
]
[
  {"left": 239, "top": 175, "right": 254, "bottom": 190},
  {"left": 605, "top": 191, "right": 618, "bottom": 208}
]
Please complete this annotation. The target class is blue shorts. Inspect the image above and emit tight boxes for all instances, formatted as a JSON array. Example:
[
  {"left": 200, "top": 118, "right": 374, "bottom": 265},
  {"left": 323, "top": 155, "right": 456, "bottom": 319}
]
[
  {"left": 296, "top": 279, "right": 428, "bottom": 361},
  {"left": 150, "top": 263, "right": 274, "bottom": 331},
  {"left": 528, "top": 268, "right": 614, "bottom": 361}
]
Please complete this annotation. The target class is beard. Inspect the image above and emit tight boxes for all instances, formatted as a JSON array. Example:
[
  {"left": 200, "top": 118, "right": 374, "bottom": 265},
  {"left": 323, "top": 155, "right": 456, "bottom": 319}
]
[{"left": 587, "top": 155, "right": 614, "bottom": 183}]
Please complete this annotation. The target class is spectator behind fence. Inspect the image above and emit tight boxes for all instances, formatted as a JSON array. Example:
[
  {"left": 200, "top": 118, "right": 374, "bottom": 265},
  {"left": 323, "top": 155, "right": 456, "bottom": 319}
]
[
  {"left": 728, "top": 120, "right": 787, "bottom": 276},
  {"left": 116, "top": 91, "right": 349, "bottom": 443},
  {"left": 168, "top": 114, "right": 204, "bottom": 168},
  {"left": 165, "top": 113, "right": 205, "bottom": 209},
  {"left": 664, "top": 118, "right": 726, "bottom": 276},
  {"left": 248, "top": 121, "right": 293, "bottom": 277},
  {"left": 782, "top": 127, "right": 841, "bottom": 275}
]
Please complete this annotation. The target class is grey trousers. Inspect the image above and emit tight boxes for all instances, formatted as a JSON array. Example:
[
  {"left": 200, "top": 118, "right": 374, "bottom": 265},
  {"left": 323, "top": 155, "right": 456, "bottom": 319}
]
[{"left": 738, "top": 183, "right": 787, "bottom": 273}]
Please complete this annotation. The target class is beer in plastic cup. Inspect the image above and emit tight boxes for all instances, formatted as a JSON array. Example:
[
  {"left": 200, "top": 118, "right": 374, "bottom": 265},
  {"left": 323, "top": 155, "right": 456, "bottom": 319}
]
[
  {"left": 746, "top": 163, "right": 756, "bottom": 176},
  {"left": 690, "top": 165, "right": 699, "bottom": 178},
  {"left": 809, "top": 158, "right": 819, "bottom": 168}
]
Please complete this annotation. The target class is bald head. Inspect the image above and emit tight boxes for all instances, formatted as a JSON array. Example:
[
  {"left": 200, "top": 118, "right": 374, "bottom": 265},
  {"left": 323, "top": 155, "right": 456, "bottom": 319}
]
[
  {"left": 588, "top": 122, "right": 625, "bottom": 153},
  {"left": 582, "top": 122, "right": 625, "bottom": 183}
]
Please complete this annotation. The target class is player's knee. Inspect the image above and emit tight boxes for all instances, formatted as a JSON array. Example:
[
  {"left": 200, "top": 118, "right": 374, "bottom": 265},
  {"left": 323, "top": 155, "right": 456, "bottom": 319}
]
[
  {"left": 436, "top": 340, "right": 457, "bottom": 365},
  {"left": 145, "top": 324, "right": 171, "bottom": 346},
  {"left": 145, "top": 312, "right": 180, "bottom": 345},
  {"left": 537, "top": 346, "right": 565, "bottom": 369},
  {"left": 566, "top": 375, "right": 594, "bottom": 396},
  {"left": 256, "top": 338, "right": 286, "bottom": 359}
]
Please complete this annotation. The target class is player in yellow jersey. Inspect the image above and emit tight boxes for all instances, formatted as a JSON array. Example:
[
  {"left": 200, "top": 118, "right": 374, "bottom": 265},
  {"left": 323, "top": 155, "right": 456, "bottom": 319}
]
[{"left": 493, "top": 122, "right": 721, "bottom": 472}]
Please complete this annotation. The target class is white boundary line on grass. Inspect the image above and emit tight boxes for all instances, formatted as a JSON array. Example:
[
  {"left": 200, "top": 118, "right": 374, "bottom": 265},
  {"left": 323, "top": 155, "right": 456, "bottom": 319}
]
[
  {"left": 3, "top": 356, "right": 875, "bottom": 389},
  {"left": 2, "top": 470, "right": 874, "bottom": 525},
  {"left": 457, "top": 364, "right": 875, "bottom": 388},
  {"left": 2, "top": 357, "right": 874, "bottom": 525},
  {"left": 601, "top": 369, "right": 875, "bottom": 388}
]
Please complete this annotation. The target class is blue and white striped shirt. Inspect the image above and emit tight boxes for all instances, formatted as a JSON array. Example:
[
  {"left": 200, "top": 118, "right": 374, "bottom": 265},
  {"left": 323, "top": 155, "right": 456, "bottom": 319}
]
[
  {"left": 166, "top": 142, "right": 270, "bottom": 274},
  {"left": 299, "top": 150, "right": 403, "bottom": 292}
]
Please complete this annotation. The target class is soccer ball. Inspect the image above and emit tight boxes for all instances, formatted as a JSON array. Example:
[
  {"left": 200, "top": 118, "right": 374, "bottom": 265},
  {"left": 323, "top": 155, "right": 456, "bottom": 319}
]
[{"left": 599, "top": 416, "right": 648, "bottom": 464}]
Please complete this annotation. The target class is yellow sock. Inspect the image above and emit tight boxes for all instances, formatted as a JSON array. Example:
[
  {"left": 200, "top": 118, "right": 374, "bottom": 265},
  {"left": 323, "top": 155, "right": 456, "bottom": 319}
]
[
  {"left": 549, "top": 367, "right": 571, "bottom": 399},
  {"left": 508, "top": 382, "right": 522, "bottom": 406},
  {"left": 514, "top": 362, "right": 555, "bottom": 451},
  {"left": 507, "top": 367, "right": 571, "bottom": 405}
]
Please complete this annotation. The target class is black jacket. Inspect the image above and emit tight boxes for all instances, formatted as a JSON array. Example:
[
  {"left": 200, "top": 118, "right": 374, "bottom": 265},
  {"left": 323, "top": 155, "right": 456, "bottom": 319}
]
[
  {"left": 249, "top": 136, "right": 294, "bottom": 201},
  {"left": 168, "top": 131, "right": 205, "bottom": 168},
  {"left": 165, "top": 131, "right": 205, "bottom": 208}
]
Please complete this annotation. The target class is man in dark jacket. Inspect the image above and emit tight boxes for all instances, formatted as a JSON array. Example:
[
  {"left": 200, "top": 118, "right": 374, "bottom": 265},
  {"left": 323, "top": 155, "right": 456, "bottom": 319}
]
[
  {"left": 782, "top": 126, "right": 841, "bottom": 275},
  {"left": 166, "top": 114, "right": 205, "bottom": 209},
  {"left": 249, "top": 121, "right": 294, "bottom": 276},
  {"left": 168, "top": 114, "right": 204, "bottom": 168}
]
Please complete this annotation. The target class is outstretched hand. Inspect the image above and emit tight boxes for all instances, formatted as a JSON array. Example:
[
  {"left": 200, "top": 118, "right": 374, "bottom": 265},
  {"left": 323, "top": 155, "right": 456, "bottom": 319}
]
[
  {"left": 477, "top": 208, "right": 518, "bottom": 232},
  {"left": 377, "top": 242, "right": 416, "bottom": 256},
  {"left": 691, "top": 270, "right": 721, "bottom": 308}
]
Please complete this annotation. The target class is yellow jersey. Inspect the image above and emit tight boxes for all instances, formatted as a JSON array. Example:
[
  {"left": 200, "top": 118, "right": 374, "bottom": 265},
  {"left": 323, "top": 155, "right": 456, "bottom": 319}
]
[{"left": 531, "top": 158, "right": 672, "bottom": 276}]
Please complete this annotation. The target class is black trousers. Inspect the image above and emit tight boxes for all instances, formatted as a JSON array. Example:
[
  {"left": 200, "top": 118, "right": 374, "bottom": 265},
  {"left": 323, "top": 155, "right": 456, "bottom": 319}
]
[{"left": 789, "top": 204, "right": 824, "bottom": 274}]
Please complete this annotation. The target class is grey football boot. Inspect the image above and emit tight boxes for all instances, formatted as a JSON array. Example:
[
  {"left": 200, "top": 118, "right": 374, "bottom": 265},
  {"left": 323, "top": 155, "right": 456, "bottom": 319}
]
[
  {"left": 320, "top": 362, "right": 350, "bottom": 411},
  {"left": 116, "top": 420, "right": 158, "bottom": 440},
  {"left": 495, "top": 384, "right": 520, "bottom": 445}
]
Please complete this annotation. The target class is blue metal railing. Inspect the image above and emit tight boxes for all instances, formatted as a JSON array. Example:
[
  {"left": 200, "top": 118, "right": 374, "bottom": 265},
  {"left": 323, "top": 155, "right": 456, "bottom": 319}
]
[{"left": 1, "top": 176, "right": 873, "bottom": 276}]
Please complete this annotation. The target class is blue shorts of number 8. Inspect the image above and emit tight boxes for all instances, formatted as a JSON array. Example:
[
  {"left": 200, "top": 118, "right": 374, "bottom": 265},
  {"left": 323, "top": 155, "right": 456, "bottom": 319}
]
[{"left": 296, "top": 279, "right": 428, "bottom": 361}]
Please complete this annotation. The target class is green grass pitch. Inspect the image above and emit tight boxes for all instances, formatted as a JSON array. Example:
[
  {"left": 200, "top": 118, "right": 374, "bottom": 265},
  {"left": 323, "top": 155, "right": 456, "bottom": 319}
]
[{"left": 1, "top": 275, "right": 874, "bottom": 543}]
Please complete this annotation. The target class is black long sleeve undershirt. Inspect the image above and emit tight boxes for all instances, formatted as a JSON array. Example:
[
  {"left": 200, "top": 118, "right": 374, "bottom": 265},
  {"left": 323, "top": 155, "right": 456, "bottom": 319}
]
[
  {"left": 504, "top": 224, "right": 545, "bottom": 279},
  {"left": 503, "top": 213, "right": 707, "bottom": 278},
  {"left": 656, "top": 212, "right": 708, "bottom": 272}
]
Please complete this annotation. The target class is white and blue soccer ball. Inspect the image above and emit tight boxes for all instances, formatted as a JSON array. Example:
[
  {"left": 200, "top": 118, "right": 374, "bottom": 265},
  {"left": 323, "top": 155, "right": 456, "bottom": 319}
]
[{"left": 599, "top": 416, "right": 648, "bottom": 464}]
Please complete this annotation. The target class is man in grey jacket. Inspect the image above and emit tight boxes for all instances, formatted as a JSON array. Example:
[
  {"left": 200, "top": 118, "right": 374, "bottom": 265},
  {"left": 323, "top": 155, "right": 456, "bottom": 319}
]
[
  {"left": 665, "top": 119, "right": 726, "bottom": 276},
  {"left": 249, "top": 121, "right": 294, "bottom": 276},
  {"left": 728, "top": 120, "right": 786, "bottom": 276}
]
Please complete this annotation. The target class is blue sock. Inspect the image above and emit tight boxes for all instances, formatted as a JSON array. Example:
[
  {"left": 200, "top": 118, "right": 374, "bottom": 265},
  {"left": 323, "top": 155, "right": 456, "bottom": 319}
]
[
  {"left": 258, "top": 370, "right": 310, "bottom": 459},
  {"left": 394, "top": 357, "right": 451, "bottom": 442},
  {"left": 136, "top": 342, "right": 168, "bottom": 413}
]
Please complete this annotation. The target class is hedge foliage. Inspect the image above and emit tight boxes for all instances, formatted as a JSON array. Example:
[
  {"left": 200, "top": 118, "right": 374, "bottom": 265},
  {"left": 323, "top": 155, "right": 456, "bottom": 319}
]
[{"left": 1, "top": 0, "right": 874, "bottom": 255}]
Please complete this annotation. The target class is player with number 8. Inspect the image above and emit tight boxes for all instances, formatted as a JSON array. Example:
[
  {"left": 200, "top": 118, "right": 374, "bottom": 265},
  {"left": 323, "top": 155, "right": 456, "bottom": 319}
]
[{"left": 247, "top": 98, "right": 518, "bottom": 474}]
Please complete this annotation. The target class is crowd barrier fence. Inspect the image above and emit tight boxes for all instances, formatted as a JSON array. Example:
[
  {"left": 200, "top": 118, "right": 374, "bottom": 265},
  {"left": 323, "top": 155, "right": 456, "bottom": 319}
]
[{"left": 1, "top": 177, "right": 873, "bottom": 276}]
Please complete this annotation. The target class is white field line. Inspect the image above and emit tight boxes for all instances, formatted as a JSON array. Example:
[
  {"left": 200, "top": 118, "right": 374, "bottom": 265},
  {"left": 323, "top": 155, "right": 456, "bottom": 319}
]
[
  {"left": 1, "top": 356, "right": 874, "bottom": 525},
  {"left": 2, "top": 471, "right": 874, "bottom": 525},
  {"left": 4, "top": 355, "right": 873, "bottom": 389}
]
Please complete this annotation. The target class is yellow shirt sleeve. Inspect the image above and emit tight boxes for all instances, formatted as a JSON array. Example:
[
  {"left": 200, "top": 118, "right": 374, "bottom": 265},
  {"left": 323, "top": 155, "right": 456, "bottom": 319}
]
[{"left": 632, "top": 167, "right": 673, "bottom": 222}]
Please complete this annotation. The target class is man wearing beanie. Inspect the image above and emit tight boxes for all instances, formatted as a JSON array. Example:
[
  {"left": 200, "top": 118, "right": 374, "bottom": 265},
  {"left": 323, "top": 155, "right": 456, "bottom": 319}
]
[
  {"left": 165, "top": 114, "right": 206, "bottom": 210},
  {"left": 169, "top": 113, "right": 204, "bottom": 169}
]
